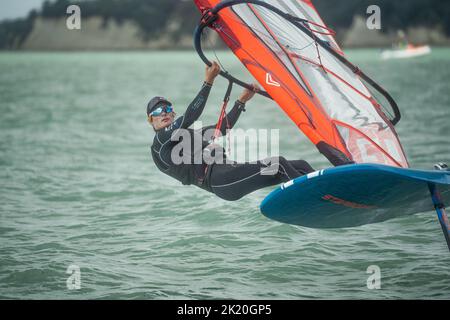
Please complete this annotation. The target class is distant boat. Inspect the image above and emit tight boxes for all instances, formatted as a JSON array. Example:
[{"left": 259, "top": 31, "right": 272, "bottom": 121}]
[{"left": 381, "top": 44, "right": 431, "bottom": 60}]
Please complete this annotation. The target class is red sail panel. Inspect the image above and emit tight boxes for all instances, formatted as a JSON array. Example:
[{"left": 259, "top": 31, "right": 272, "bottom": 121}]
[{"left": 194, "top": 0, "right": 409, "bottom": 168}]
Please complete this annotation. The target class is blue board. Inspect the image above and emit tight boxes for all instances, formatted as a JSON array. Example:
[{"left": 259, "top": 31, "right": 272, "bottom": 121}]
[{"left": 260, "top": 164, "right": 450, "bottom": 229}]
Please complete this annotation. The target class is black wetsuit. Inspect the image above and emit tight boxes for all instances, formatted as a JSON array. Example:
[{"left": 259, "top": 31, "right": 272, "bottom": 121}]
[{"left": 151, "top": 82, "right": 315, "bottom": 201}]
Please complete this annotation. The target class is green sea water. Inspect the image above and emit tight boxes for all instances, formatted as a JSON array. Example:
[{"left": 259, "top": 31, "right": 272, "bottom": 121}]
[{"left": 0, "top": 49, "right": 449, "bottom": 299}]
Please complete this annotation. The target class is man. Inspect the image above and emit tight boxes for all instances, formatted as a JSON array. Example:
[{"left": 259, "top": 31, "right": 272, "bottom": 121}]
[{"left": 148, "top": 62, "right": 315, "bottom": 201}]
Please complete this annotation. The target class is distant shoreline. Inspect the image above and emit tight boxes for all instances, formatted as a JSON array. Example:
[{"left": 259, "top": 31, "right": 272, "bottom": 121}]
[
  {"left": 2, "top": 15, "right": 450, "bottom": 51},
  {"left": 2, "top": 46, "right": 450, "bottom": 53}
]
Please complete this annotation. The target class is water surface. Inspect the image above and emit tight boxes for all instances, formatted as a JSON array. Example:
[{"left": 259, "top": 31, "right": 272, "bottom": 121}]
[{"left": 0, "top": 50, "right": 449, "bottom": 299}]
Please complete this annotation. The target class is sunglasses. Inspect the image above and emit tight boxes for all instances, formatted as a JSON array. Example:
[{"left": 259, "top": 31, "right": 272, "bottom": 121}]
[{"left": 150, "top": 105, "right": 174, "bottom": 117}]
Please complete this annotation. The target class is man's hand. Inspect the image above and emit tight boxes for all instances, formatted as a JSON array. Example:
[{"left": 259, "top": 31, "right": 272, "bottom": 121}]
[
  {"left": 238, "top": 83, "right": 260, "bottom": 104},
  {"left": 205, "top": 61, "right": 221, "bottom": 85}
]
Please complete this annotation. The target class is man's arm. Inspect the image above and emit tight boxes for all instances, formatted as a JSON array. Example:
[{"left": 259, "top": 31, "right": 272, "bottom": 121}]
[
  {"left": 202, "top": 84, "right": 259, "bottom": 140},
  {"left": 176, "top": 82, "right": 212, "bottom": 130},
  {"left": 202, "top": 100, "right": 246, "bottom": 140},
  {"left": 155, "top": 82, "right": 212, "bottom": 143},
  {"left": 174, "top": 62, "right": 221, "bottom": 131},
  {"left": 156, "top": 62, "right": 221, "bottom": 141}
]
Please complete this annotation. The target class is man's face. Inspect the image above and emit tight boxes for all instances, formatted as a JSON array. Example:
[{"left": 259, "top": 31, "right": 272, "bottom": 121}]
[{"left": 149, "top": 105, "right": 175, "bottom": 130}]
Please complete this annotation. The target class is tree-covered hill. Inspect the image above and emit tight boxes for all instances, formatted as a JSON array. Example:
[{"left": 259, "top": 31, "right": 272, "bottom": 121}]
[{"left": 1, "top": 0, "right": 449, "bottom": 49}]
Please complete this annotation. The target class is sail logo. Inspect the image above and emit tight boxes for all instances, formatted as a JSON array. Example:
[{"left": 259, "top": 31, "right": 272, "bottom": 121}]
[
  {"left": 336, "top": 123, "right": 408, "bottom": 167},
  {"left": 322, "top": 194, "right": 376, "bottom": 209},
  {"left": 266, "top": 73, "right": 281, "bottom": 87}
]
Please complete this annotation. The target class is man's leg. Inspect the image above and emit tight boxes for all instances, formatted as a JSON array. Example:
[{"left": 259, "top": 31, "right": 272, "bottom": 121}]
[
  {"left": 259, "top": 156, "right": 314, "bottom": 180},
  {"left": 209, "top": 157, "right": 313, "bottom": 201},
  {"left": 288, "top": 160, "right": 315, "bottom": 175}
]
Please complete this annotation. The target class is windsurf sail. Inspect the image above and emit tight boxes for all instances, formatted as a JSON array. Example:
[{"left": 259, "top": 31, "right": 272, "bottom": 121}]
[{"left": 193, "top": 0, "right": 409, "bottom": 168}]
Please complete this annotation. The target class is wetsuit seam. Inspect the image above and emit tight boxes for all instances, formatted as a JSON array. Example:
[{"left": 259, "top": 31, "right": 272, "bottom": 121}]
[
  {"left": 152, "top": 137, "right": 172, "bottom": 169},
  {"left": 210, "top": 170, "right": 263, "bottom": 188},
  {"left": 155, "top": 132, "right": 164, "bottom": 145},
  {"left": 210, "top": 160, "right": 272, "bottom": 188},
  {"left": 277, "top": 163, "right": 293, "bottom": 180}
]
